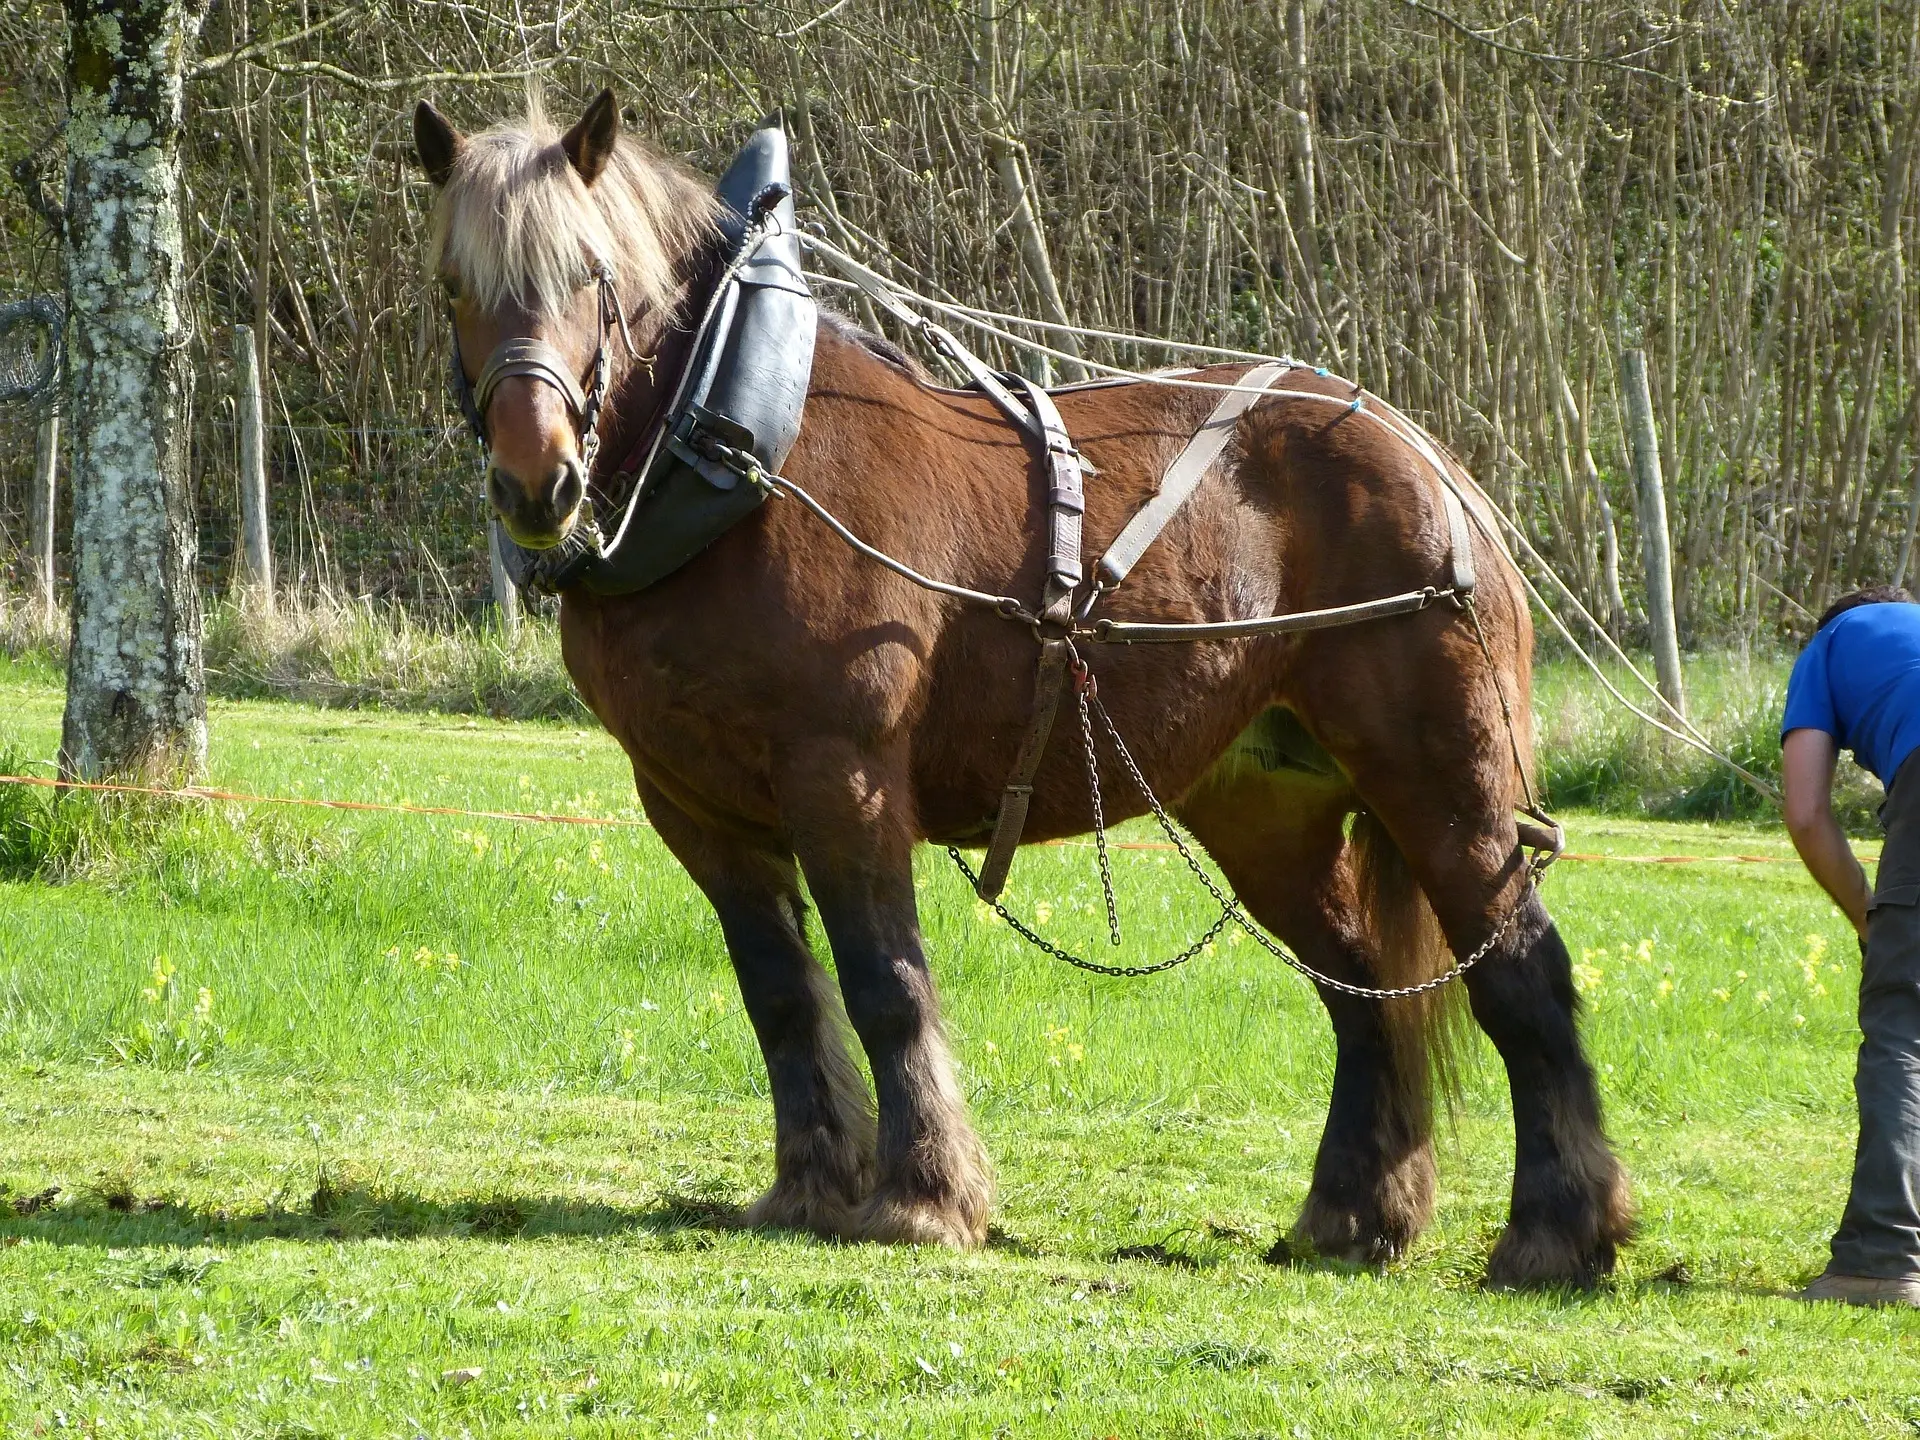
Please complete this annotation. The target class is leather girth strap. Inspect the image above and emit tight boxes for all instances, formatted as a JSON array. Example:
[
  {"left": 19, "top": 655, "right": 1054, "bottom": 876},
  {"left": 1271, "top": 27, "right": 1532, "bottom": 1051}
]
[{"left": 974, "top": 376, "right": 1085, "bottom": 901}]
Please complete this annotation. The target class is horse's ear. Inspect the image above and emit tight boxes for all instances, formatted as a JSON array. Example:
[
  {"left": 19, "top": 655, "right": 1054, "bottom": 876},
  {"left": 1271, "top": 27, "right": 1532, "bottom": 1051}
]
[
  {"left": 414, "top": 100, "right": 464, "bottom": 187},
  {"left": 562, "top": 89, "right": 620, "bottom": 186}
]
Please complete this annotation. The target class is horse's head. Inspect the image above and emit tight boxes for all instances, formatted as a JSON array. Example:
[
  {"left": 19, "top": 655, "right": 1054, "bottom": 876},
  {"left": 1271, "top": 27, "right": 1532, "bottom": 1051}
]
[{"left": 414, "top": 90, "right": 718, "bottom": 550}]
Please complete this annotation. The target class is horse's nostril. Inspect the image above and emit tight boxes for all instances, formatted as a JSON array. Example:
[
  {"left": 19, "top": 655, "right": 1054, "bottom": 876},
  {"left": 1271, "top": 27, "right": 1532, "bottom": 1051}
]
[
  {"left": 550, "top": 462, "right": 584, "bottom": 519},
  {"left": 486, "top": 465, "right": 517, "bottom": 517}
]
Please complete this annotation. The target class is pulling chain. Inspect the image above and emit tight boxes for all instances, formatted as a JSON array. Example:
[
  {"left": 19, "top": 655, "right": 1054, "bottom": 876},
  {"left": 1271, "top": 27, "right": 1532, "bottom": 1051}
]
[
  {"left": 1088, "top": 687, "right": 1543, "bottom": 999},
  {"left": 1071, "top": 650, "right": 1124, "bottom": 947},
  {"left": 949, "top": 655, "right": 1550, "bottom": 998},
  {"left": 947, "top": 846, "right": 1228, "bottom": 978}
]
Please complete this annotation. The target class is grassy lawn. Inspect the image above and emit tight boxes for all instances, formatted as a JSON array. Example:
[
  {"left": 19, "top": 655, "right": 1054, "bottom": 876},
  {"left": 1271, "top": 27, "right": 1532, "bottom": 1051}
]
[{"left": 2, "top": 657, "right": 1917, "bottom": 1436}]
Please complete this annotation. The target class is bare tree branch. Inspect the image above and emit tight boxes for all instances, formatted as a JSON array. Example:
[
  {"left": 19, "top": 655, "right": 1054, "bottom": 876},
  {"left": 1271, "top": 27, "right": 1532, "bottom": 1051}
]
[
  {"left": 189, "top": 3, "right": 371, "bottom": 80},
  {"left": 1397, "top": 0, "right": 1769, "bottom": 104}
]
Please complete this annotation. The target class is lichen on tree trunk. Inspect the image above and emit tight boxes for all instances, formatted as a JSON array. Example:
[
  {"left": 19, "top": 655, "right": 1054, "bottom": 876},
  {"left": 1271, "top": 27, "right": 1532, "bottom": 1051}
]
[{"left": 60, "top": 0, "right": 207, "bottom": 782}]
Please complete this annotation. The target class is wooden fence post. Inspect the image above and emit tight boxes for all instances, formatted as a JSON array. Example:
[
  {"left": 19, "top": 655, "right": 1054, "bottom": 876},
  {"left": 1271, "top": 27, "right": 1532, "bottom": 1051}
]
[
  {"left": 488, "top": 522, "right": 521, "bottom": 635},
  {"left": 233, "top": 324, "right": 274, "bottom": 611},
  {"left": 1620, "top": 347, "right": 1686, "bottom": 717},
  {"left": 29, "top": 409, "right": 59, "bottom": 630}
]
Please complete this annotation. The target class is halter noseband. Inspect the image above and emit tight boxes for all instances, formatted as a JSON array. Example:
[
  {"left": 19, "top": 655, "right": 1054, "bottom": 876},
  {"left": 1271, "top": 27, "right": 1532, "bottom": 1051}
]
[{"left": 450, "top": 260, "right": 629, "bottom": 476}]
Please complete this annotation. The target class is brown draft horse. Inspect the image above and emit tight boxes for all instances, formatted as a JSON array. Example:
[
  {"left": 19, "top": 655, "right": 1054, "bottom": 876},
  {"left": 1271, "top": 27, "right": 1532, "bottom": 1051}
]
[{"left": 413, "top": 90, "right": 1632, "bottom": 1287}]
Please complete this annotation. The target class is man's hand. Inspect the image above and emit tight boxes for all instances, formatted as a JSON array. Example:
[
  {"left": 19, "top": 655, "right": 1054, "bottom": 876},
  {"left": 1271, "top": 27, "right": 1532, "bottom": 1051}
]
[{"left": 1783, "top": 727, "right": 1873, "bottom": 939}]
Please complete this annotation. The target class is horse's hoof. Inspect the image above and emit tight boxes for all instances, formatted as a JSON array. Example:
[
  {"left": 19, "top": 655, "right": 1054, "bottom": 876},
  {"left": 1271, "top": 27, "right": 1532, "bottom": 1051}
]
[
  {"left": 744, "top": 1178, "right": 864, "bottom": 1240},
  {"left": 854, "top": 1191, "right": 989, "bottom": 1249},
  {"left": 1292, "top": 1146, "right": 1435, "bottom": 1265},
  {"left": 1484, "top": 1170, "right": 1634, "bottom": 1290},
  {"left": 1290, "top": 1200, "right": 1412, "bottom": 1266},
  {"left": 1483, "top": 1224, "right": 1615, "bottom": 1290}
]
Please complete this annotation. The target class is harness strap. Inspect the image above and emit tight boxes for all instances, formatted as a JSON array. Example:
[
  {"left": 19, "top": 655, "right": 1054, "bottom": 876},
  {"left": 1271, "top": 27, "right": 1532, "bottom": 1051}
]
[
  {"left": 1010, "top": 375, "right": 1086, "bottom": 613},
  {"left": 975, "top": 376, "right": 1090, "bottom": 901},
  {"left": 974, "top": 635, "right": 1074, "bottom": 901},
  {"left": 1094, "top": 586, "right": 1445, "bottom": 642},
  {"left": 1439, "top": 474, "right": 1476, "bottom": 596},
  {"left": 940, "top": 340, "right": 1047, "bottom": 443},
  {"left": 1095, "top": 361, "right": 1288, "bottom": 590}
]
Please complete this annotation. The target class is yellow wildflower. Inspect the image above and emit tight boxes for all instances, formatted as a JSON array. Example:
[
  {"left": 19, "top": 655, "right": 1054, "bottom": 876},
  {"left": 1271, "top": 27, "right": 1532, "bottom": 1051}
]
[{"left": 142, "top": 954, "right": 175, "bottom": 1004}]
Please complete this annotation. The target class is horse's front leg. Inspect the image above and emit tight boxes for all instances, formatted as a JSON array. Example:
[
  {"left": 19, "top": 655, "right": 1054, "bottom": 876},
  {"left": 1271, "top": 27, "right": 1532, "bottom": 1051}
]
[
  {"left": 637, "top": 779, "right": 875, "bottom": 1236},
  {"left": 781, "top": 739, "right": 993, "bottom": 1247}
]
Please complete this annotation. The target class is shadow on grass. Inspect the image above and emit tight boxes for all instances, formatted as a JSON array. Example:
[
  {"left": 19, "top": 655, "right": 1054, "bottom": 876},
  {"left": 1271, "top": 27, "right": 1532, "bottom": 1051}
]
[{"left": 0, "top": 1177, "right": 745, "bottom": 1251}]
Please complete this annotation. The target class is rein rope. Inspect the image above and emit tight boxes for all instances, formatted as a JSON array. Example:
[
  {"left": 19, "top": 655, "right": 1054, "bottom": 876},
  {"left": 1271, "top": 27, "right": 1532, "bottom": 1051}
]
[
  {"left": 802, "top": 231, "right": 1775, "bottom": 801},
  {"left": 691, "top": 239, "right": 1566, "bottom": 997}
]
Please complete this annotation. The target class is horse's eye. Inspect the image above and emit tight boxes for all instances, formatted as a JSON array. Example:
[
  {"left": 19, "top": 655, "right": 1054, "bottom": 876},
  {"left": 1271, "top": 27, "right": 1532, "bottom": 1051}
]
[{"left": 439, "top": 274, "right": 460, "bottom": 301}]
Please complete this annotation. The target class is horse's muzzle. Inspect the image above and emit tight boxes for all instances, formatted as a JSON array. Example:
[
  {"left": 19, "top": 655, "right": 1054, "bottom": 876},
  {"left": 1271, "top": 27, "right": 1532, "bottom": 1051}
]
[{"left": 489, "top": 457, "right": 585, "bottom": 550}]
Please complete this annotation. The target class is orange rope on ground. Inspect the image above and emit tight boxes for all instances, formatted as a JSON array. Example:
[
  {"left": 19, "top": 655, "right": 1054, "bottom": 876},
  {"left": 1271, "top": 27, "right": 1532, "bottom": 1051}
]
[
  {"left": 0, "top": 773, "right": 649, "bottom": 829},
  {"left": 1047, "top": 838, "right": 1876, "bottom": 866},
  {"left": 0, "top": 773, "right": 1875, "bottom": 864}
]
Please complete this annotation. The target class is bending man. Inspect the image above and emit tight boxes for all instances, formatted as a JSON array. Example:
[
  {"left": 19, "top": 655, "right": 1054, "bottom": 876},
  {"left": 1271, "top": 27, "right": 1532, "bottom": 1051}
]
[{"left": 1782, "top": 584, "right": 1920, "bottom": 1307}]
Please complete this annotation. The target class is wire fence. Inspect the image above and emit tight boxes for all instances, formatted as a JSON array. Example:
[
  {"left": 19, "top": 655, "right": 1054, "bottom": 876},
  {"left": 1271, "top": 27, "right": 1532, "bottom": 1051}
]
[{"left": 0, "top": 403, "right": 499, "bottom": 616}]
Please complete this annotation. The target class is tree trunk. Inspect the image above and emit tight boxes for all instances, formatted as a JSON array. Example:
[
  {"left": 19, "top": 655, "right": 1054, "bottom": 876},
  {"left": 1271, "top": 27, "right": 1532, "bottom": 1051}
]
[
  {"left": 60, "top": 0, "right": 207, "bottom": 782},
  {"left": 233, "top": 322, "right": 274, "bottom": 608},
  {"left": 1620, "top": 348, "right": 1686, "bottom": 718},
  {"left": 29, "top": 410, "right": 59, "bottom": 630}
]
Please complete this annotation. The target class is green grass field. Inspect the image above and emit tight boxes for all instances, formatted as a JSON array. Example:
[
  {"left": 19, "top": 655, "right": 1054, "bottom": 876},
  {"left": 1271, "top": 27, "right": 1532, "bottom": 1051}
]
[{"left": 2, "top": 656, "right": 1917, "bottom": 1437}]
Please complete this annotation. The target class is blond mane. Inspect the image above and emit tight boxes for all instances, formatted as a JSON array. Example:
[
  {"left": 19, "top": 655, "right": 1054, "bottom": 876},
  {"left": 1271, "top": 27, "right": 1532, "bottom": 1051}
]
[{"left": 428, "top": 97, "right": 722, "bottom": 321}]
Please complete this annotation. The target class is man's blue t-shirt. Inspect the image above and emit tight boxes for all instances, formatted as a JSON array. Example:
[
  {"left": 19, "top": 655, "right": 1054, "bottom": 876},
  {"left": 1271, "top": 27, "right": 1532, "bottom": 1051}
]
[{"left": 1782, "top": 603, "right": 1920, "bottom": 784}]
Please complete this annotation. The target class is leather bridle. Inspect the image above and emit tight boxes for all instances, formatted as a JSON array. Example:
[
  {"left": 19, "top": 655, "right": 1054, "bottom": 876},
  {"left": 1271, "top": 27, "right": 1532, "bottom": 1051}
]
[{"left": 448, "top": 260, "right": 635, "bottom": 477}]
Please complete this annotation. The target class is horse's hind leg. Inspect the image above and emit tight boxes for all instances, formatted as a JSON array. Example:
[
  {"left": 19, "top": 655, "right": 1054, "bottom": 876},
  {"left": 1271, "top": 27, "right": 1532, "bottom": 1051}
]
[
  {"left": 637, "top": 779, "right": 875, "bottom": 1236},
  {"left": 1178, "top": 765, "right": 1442, "bottom": 1263},
  {"left": 1299, "top": 636, "right": 1631, "bottom": 1287}
]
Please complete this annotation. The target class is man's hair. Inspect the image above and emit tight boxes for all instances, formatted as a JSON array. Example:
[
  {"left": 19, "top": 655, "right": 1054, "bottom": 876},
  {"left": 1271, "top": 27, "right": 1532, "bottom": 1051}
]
[{"left": 1816, "top": 584, "right": 1915, "bottom": 631}]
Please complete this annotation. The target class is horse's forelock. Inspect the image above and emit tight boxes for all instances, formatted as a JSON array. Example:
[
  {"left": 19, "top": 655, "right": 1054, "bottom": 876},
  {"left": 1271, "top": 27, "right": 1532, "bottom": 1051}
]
[{"left": 428, "top": 111, "right": 721, "bottom": 323}]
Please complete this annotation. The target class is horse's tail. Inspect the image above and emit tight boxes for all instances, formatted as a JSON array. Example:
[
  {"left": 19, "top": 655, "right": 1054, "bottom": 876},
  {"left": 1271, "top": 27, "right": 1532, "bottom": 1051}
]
[{"left": 1350, "top": 809, "right": 1468, "bottom": 1115}]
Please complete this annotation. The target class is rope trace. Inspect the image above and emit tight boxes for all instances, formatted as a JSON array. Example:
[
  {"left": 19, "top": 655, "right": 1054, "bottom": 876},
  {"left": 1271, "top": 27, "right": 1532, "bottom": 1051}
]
[
  {"left": 0, "top": 772, "right": 649, "bottom": 830},
  {"left": 802, "top": 230, "right": 1779, "bottom": 807},
  {"left": 0, "top": 773, "right": 1823, "bottom": 867}
]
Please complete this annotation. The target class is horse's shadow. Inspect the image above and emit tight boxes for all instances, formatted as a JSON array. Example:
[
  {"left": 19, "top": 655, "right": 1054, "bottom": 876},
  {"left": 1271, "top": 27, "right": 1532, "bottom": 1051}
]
[{"left": 1, "top": 1178, "right": 744, "bottom": 1252}]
